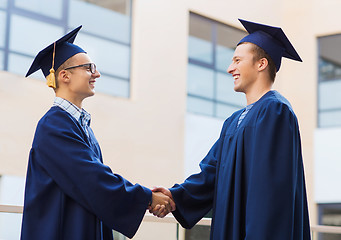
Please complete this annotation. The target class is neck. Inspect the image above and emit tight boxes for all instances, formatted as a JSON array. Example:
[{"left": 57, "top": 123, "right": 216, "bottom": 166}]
[
  {"left": 56, "top": 92, "right": 83, "bottom": 109},
  {"left": 244, "top": 78, "right": 273, "bottom": 105},
  {"left": 245, "top": 87, "right": 271, "bottom": 105}
]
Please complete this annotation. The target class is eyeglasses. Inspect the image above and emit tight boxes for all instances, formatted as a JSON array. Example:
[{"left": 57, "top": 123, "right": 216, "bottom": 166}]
[{"left": 64, "top": 63, "right": 97, "bottom": 74}]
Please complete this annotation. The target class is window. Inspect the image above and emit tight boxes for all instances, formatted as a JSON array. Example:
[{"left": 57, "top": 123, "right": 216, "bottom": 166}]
[
  {"left": 318, "top": 34, "right": 341, "bottom": 127},
  {"left": 318, "top": 204, "right": 341, "bottom": 240},
  {"left": 2, "top": 0, "right": 132, "bottom": 98},
  {"left": 187, "top": 13, "right": 246, "bottom": 119}
]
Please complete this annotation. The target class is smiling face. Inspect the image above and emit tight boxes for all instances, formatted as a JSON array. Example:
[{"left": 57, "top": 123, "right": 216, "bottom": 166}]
[
  {"left": 57, "top": 52, "right": 100, "bottom": 107},
  {"left": 227, "top": 42, "right": 259, "bottom": 94}
]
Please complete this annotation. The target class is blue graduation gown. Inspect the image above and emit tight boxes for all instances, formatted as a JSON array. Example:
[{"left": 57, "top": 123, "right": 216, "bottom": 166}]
[
  {"left": 170, "top": 91, "right": 311, "bottom": 240},
  {"left": 21, "top": 106, "right": 151, "bottom": 240}
]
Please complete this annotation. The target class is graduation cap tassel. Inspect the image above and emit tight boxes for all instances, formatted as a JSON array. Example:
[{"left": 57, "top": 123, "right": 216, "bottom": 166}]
[{"left": 46, "top": 42, "right": 56, "bottom": 89}]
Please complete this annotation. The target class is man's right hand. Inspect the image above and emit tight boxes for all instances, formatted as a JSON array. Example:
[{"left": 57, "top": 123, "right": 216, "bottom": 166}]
[{"left": 149, "top": 187, "right": 176, "bottom": 218}]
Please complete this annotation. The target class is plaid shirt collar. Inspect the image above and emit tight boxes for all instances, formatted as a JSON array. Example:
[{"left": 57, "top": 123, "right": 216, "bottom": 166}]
[{"left": 53, "top": 97, "right": 91, "bottom": 127}]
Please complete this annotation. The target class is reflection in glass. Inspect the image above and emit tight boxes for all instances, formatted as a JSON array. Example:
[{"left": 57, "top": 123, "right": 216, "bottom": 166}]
[
  {"left": 319, "top": 204, "right": 341, "bottom": 240},
  {"left": 77, "top": 33, "right": 130, "bottom": 79},
  {"left": 9, "top": 15, "right": 63, "bottom": 56},
  {"left": 319, "top": 34, "right": 341, "bottom": 82},
  {"left": 187, "top": 13, "right": 246, "bottom": 119},
  {"left": 216, "top": 23, "right": 246, "bottom": 72},
  {"left": 318, "top": 34, "right": 341, "bottom": 127},
  {"left": 319, "top": 58, "right": 341, "bottom": 81},
  {"left": 0, "top": 11, "right": 5, "bottom": 48},
  {"left": 14, "top": 0, "right": 63, "bottom": 19},
  {"left": 185, "top": 225, "right": 211, "bottom": 240},
  {"left": 187, "top": 96, "right": 214, "bottom": 116},
  {"left": 78, "top": 0, "right": 130, "bottom": 15},
  {"left": 216, "top": 72, "right": 245, "bottom": 106},
  {"left": 319, "top": 80, "right": 341, "bottom": 111},
  {"left": 95, "top": 75, "right": 129, "bottom": 98},
  {"left": 189, "top": 14, "right": 212, "bottom": 64},
  {"left": 188, "top": 36, "right": 212, "bottom": 64},
  {"left": 8, "top": 53, "right": 43, "bottom": 79},
  {"left": 187, "top": 64, "right": 214, "bottom": 99},
  {"left": 0, "top": 0, "right": 6, "bottom": 8},
  {"left": 69, "top": 0, "right": 131, "bottom": 43},
  {"left": 0, "top": 51, "right": 4, "bottom": 70},
  {"left": 319, "top": 111, "right": 341, "bottom": 128},
  {"left": 216, "top": 45, "right": 234, "bottom": 72},
  {"left": 216, "top": 103, "right": 240, "bottom": 119}
]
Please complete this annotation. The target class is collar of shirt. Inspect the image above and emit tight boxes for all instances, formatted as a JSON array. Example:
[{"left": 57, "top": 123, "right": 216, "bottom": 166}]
[{"left": 53, "top": 97, "right": 91, "bottom": 127}]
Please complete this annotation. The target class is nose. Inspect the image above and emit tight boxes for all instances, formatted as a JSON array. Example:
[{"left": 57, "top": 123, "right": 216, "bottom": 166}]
[
  {"left": 92, "top": 70, "right": 101, "bottom": 78},
  {"left": 227, "top": 63, "right": 234, "bottom": 75}
]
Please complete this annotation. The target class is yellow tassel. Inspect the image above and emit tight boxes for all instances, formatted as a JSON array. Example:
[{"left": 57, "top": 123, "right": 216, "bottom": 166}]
[
  {"left": 46, "top": 41, "right": 57, "bottom": 89},
  {"left": 46, "top": 68, "right": 56, "bottom": 89}
]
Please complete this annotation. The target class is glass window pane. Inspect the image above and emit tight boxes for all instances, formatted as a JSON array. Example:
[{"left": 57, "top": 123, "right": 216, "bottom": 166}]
[
  {"left": 319, "top": 110, "right": 341, "bottom": 128},
  {"left": 216, "top": 103, "right": 240, "bottom": 119},
  {"left": 216, "top": 72, "right": 245, "bottom": 106},
  {"left": 95, "top": 75, "right": 129, "bottom": 98},
  {"left": 14, "top": 0, "right": 63, "bottom": 19},
  {"left": 0, "top": 0, "right": 7, "bottom": 8},
  {"left": 318, "top": 204, "right": 341, "bottom": 239},
  {"left": 189, "top": 15, "right": 213, "bottom": 64},
  {"left": 216, "top": 23, "right": 246, "bottom": 72},
  {"left": 0, "top": 50, "right": 4, "bottom": 71},
  {"left": 187, "top": 64, "right": 214, "bottom": 99},
  {"left": 216, "top": 45, "right": 234, "bottom": 72},
  {"left": 69, "top": 0, "right": 131, "bottom": 43},
  {"left": 216, "top": 23, "right": 246, "bottom": 50},
  {"left": 319, "top": 80, "right": 341, "bottom": 110},
  {"left": 77, "top": 0, "right": 130, "bottom": 15},
  {"left": 9, "top": 15, "right": 63, "bottom": 56},
  {"left": 187, "top": 96, "right": 214, "bottom": 116},
  {"left": 185, "top": 225, "right": 210, "bottom": 240},
  {"left": 8, "top": 53, "right": 44, "bottom": 79},
  {"left": 76, "top": 33, "right": 130, "bottom": 79},
  {"left": 319, "top": 35, "right": 341, "bottom": 81},
  {"left": 188, "top": 36, "right": 212, "bottom": 64},
  {"left": 0, "top": 10, "right": 5, "bottom": 48}
]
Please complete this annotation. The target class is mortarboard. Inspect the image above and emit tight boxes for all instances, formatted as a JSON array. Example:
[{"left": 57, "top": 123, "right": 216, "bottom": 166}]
[
  {"left": 26, "top": 26, "right": 86, "bottom": 88},
  {"left": 238, "top": 19, "right": 302, "bottom": 72}
]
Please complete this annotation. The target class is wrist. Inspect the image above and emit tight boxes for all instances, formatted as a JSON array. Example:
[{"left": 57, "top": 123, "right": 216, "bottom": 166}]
[{"left": 148, "top": 193, "right": 153, "bottom": 207}]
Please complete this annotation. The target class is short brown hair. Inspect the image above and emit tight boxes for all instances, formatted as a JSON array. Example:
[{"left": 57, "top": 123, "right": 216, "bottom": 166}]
[{"left": 239, "top": 42, "right": 277, "bottom": 82}]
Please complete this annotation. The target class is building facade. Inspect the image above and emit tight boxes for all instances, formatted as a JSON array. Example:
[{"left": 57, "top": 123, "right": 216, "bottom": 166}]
[{"left": 1, "top": 0, "right": 340, "bottom": 239}]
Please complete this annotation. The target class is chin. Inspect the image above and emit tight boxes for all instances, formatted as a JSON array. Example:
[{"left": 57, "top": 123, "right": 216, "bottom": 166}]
[{"left": 234, "top": 86, "right": 241, "bottom": 92}]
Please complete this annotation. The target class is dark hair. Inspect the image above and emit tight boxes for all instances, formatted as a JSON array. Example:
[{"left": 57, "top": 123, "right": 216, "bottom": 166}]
[
  {"left": 251, "top": 43, "right": 276, "bottom": 82},
  {"left": 239, "top": 42, "right": 277, "bottom": 82}
]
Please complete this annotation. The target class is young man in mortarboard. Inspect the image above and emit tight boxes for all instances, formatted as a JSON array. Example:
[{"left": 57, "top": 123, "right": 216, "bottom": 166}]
[
  {"left": 151, "top": 19, "right": 311, "bottom": 239},
  {"left": 21, "top": 26, "right": 175, "bottom": 240}
]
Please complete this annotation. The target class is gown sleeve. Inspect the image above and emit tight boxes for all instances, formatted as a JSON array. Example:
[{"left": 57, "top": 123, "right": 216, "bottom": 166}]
[
  {"left": 169, "top": 135, "right": 223, "bottom": 229},
  {"left": 32, "top": 110, "right": 151, "bottom": 238},
  {"left": 245, "top": 101, "right": 305, "bottom": 239}
]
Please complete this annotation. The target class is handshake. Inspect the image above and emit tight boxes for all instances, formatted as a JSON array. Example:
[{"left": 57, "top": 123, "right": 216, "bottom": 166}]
[{"left": 148, "top": 187, "right": 176, "bottom": 218}]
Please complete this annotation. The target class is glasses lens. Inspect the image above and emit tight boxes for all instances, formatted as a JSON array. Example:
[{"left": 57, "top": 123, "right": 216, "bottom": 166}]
[{"left": 90, "top": 63, "right": 96, "bottom": 74}]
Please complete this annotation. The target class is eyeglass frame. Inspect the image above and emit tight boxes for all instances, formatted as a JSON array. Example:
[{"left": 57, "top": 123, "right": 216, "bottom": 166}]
[{"left": 64, "top": 63, "right": 97, "bottom": 74}]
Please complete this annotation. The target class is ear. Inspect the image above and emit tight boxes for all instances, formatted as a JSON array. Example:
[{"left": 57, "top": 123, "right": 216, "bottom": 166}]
[
  {"left": 257, "top": 58, "right": 269, "bottom": 72},
  {"left": 57, "top": 70, "right": 71, "bottom": 84}
]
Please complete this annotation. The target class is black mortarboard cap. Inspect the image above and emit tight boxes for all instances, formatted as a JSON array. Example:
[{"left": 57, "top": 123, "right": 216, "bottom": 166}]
[
  {"left": 26, "top": 26, "right": 86, "bottom": 88},
  {"left": 238, "top": 19, "right": 302, "bottom": 71}
]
